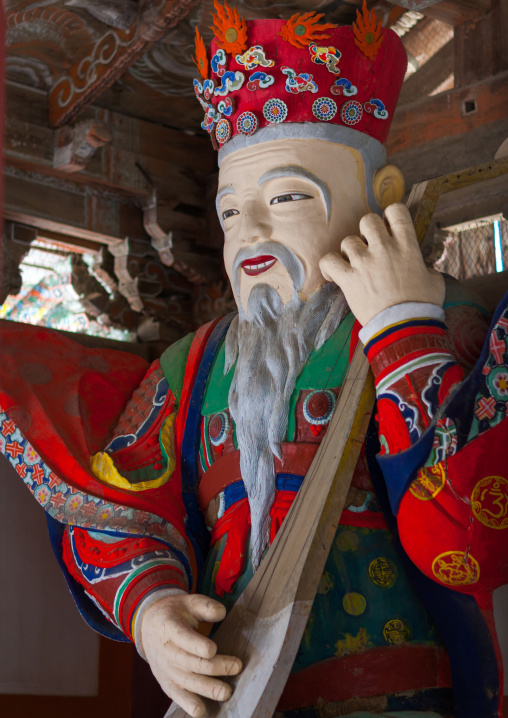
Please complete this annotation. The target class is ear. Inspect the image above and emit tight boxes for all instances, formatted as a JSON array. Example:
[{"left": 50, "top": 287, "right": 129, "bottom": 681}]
[{"left": 372, "top": 165, "right": 405, "bottom": 210}]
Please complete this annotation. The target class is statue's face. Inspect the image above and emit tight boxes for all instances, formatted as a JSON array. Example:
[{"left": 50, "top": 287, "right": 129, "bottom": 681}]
[{"left": 218, "top": 138, "right": 371, "bottom": 313}]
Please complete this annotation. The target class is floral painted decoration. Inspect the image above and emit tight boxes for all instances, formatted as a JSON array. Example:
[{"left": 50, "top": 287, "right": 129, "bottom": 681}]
[
  {"left": 211, "top": 48, "right": 227, "bottom": 77},
  {"left": 215, "top": 118, "right": 232, "bottom": 145},
  {"left": 353, "top": 0, "right": 384, "bottom": 60},
  {"left": 364, "top": 98, "right": 388, "bottom": 119},
  {"left": 247, "top": 71, "right": 274, "bottom": 91},
  {"left": 312, "top": 97, "right": 337, "bottom": 121},
  {"left": 193, "top": 28, "right": 209, "bottom": 80},
  {"left": 202, "top": 104, "right": 220, "bottom": 134},
  {"left": 214, "top": 70, "right": 245, "bottom": 96},
  {"left": 309, "top": 43, "right": 341, "bottom": 75},
  {"left": 236, "top": 111, "right": 258, "bottom": 136},
  {"left": 193, "top": 79, "right": 208, "bottom": 110},
  {"left": 211, "top": 0, "right": 248, "bottom": 56},
  {"left": 217, "top": 97, "right": 235, "bottom": 116},
  {"left": 279, "top": 12, "right": 337, "bottom": 50},
  {"left": 263, "top": 98, "right": 288, "bottom": 124},
  {"left": 330, "top": 78, "right": 358, "bottom": 96},
  {"left": 341, "top": 99, "right": 363, "bottom": 125},
  {"left": 281, "top": 67, "right": 318, "bottom": 94},
  {"left": 236, "top": 45, "right": 275, "bottom": 71}
]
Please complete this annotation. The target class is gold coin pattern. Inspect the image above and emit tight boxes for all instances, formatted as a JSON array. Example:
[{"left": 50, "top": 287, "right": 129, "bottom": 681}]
[
  {"left": 336, "top": 529, "right": 360, "bottom": 552},
  {"left": 383, "top": 618, "right": 411, "bottom": 645},
  {"left": 471, "top": 475, "right": 508, "bottom": 529},
  {"left": 342, "top": 592, "right": 367, "bottom": 616},
  {"left": 432, "top": 551, "right": 480, "bottom": 586},
  {"left": 368, "top": 556, "right": 397, "bottom": 588},
  {"left": 409, "top": 464, "right": 446, "bottom": 501}
]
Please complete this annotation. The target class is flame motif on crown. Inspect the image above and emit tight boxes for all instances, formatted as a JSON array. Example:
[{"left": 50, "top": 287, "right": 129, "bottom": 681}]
[
  {"left": 279, "top": 12, "right": 338, "bottom": 50},
  {"left": 193, "top": 28, "right": 208, "bottom": 80},
  {"left": 210, "top": 0, "right": 248, "bottom": 56},
  {"left": 353, "top": 1, "right": 384, "bottom": 60},
  {"left": 194, "top": 1, "right": 407, "bottom": 151}
]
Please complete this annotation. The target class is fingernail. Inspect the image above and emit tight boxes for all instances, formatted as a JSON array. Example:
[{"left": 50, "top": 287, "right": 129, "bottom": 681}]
[
  {"left": 222, "top": 686, "right": 232, "bottom": 701},
  {"left": 231, "top": 659, "right": 242, "bottom": 673}
]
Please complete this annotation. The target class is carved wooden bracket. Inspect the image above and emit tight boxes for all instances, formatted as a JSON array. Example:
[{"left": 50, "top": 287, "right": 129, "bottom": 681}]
[
  {"left": 53, "top": 120, "right": 113, "bottom": 173},
  {"left": 49, "top": 0, "right": 200, "bottom": 128},
  {"left": 108, "top": 238, "right": 146, "bottom": 313},
  {"left": 143, "top": 190, "right": 175, "bottom": 266}
]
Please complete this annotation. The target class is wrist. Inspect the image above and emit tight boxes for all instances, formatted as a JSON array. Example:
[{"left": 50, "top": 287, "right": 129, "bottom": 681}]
[
  {"left": 135, "top": 587, "right": 188, "bottom": 660},
  {"left": 359, "top": 302, "right": 445, "bottom": 346}
]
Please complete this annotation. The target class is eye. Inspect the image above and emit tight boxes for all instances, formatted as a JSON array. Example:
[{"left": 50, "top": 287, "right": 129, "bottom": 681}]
[
  {"left": 270, "top": 193, "right": 312, "bottom": 204},
  {"left": 222, "top": 208, "right": 239, "bottom": 220}
]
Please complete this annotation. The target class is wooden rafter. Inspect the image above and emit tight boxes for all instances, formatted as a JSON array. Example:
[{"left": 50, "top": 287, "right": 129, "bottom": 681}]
[{"left": 48, "top": 0, "right": 199, "bottom": 128}]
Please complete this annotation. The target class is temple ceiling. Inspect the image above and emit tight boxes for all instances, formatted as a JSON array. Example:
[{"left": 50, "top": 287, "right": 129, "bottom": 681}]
[{"left": 6, "top": 0, "right": 488, "bottom": 130}]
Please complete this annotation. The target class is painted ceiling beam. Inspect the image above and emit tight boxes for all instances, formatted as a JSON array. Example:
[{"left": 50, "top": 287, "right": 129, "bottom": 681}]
[{"left": 48, "top": 0, "right": 200, "bottom": 128}]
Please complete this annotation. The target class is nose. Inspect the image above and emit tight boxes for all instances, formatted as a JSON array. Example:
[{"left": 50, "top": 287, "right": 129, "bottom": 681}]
[{"left": 239, "top": 199, "right": 272, "bottom": 244}]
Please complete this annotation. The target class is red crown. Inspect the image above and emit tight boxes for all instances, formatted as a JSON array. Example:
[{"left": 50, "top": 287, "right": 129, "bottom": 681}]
[{"left": 193, "top": 2, "right": 407, "bottom": 150}]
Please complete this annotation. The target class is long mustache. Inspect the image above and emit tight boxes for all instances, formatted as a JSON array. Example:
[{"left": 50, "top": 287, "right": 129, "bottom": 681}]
[{"left": 232, "top": 241, "right": 305, "bottom": 316}]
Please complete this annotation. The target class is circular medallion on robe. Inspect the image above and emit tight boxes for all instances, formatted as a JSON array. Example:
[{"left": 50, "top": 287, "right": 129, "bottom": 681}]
[
  {"left": 432, "top": 550, "right": 480, "bottom": 586},
  {"left": 342, "top": 591, "right": 366, "bottom": 616},
  {"left": 297, "top": 388, "right": 338, "bottom": 440},
  {"left": 208, "top": 411, "right": 230, "bottom": 446},
  {"left": 368, "top": 556, "right": 397, "bottom": 589},
  {"left": 383, "top": 618, "right": 411, "bottom": 645},
  {"left": 409, "top": 464, "right": 446, "bottom": 501},
  {"left": 471, "top": 475, "right": 508, "bottom": 529}
]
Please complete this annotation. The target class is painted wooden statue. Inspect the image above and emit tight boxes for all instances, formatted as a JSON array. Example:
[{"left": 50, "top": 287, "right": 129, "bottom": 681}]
[{"left": 1, "top": 3, "right": 507, "bottom": 717}]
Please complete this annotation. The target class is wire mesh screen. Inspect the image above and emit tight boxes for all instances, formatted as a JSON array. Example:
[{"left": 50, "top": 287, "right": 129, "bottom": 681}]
[{"left": 434, "top": 217, "right": 508, "bottom": 280}]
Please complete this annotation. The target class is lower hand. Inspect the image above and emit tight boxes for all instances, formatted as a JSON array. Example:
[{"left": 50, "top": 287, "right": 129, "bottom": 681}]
[
  {"left": 141, "top": 593, "right": 242, "bottom": 717},
  {"left": 319, "top": 203, "right": 445, "bottom": 326}
]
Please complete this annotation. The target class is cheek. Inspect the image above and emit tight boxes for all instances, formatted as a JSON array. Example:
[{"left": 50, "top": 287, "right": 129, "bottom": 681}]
[
  {"left": 278, "top": 209, "right": 332, "bottom": 261},
  {"left": 223, "top": 239, "right": 237, "bottom": 284}
]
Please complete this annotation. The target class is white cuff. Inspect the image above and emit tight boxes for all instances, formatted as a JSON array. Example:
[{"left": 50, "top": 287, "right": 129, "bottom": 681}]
[
  {"left": 358, "top": 302, "right": 445, "bottom": 346},
  {"left": 133, "top": 587, "right": 188, "bottom": 660}
]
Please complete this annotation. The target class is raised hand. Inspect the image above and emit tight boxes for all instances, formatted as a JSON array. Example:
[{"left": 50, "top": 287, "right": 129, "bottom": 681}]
[
  {"left": 141, "top": 593, "right": 242, "bottom": 717},
  {"left": 319, "top": 203, "right": 445, "bottom": 326}
]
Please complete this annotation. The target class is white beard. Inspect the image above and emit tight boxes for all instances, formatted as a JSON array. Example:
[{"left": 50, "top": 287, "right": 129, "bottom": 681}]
[{"left": 225, "top": 266, "right": 348, "bottom": 569}]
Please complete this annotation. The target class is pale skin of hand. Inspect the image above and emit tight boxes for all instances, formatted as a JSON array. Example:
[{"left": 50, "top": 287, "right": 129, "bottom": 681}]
[
  {"left": 140, "top": 593, "right": 242, "bottom": 717},
  {"left": 319, "top": 203, "right": 445, "bottom": 326}
]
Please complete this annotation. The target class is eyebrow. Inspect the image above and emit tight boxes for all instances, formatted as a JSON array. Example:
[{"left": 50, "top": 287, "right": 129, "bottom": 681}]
[{"left": 258, "top": 166, "right": 331, "bottom": 219}]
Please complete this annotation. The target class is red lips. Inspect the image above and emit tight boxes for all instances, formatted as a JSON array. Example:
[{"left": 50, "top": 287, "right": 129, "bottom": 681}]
[{"left": 241, "top": 255, "right": 277, "bottom": 276}]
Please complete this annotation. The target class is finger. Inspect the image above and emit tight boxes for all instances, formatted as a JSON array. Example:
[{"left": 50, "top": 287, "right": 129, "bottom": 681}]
[
  {"left": 358, "top": 213, "right": 389, "bottom": 246},
  {"left": 162, "top": 681, "right": 207, "bottom": 718},
  {"left": 186, "top": 594, "right": 227, "bottom": 623},
  {"left": 162, "top": 615, "right": 218, "bottom": 660},
  {"left": 167, "top": 665, "right": 233, "bottom": 702},
  {"left": 383, "top": 203, "right": 417, "bottom": 247},
  {"left": 163, "top": 643, "right": 243, "bottom": 677},
  {"left": 339, "top": 236, "right": 368, "bottom": 263},
  {"left": 319, "top": 251, "right": 355, "bottom": 282}
]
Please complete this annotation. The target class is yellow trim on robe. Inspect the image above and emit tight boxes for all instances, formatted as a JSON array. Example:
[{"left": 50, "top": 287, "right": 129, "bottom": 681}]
[{"left": 90, "top": 412, "right": 177, "bottom": 491}]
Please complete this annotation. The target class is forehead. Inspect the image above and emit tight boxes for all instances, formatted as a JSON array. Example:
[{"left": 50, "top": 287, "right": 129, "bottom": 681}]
[{"left": 218, "top": 139, "right": 362, "bottom": 192}]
